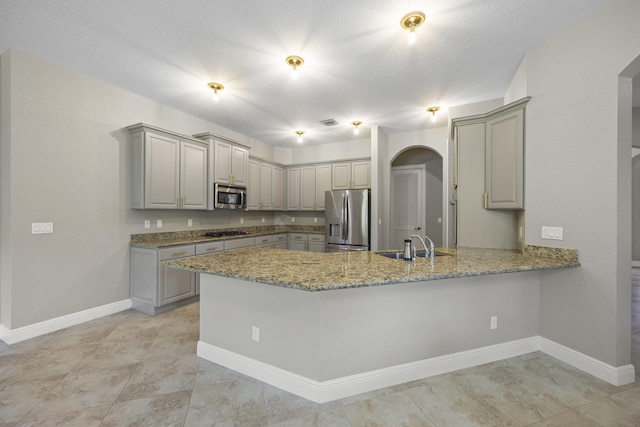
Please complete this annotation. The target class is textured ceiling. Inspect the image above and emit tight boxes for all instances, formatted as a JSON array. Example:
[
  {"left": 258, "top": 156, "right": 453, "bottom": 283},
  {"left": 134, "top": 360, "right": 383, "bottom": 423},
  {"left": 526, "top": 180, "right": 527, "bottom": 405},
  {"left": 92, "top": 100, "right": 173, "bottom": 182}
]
[{"left": 0, "top": 0, "right": 615, "bottom": 147}]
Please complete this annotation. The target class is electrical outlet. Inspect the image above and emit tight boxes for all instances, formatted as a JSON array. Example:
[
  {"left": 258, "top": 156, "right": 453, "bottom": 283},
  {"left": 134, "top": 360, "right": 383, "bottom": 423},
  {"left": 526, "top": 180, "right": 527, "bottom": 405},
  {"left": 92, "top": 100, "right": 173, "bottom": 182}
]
[
  {"left": 187, "top": 219, "right": 193, "bottom": 227},
  {"left": 291, "top": 217, "right": 295, "bottom": 223},
  {"left": 490, "top": 315, "right": 498, "bottom": 330},
  {"left": 252, "top": 326, "right": 260, "bottom": 342},
  {"left": 157, "top": 219, "right": 163, "bottom": 228},
  {"left": 261, "top": 217, "right": 265, "bottom": 223},
  {"left": 541, "top": 226, "right": 563, "bottom": 240},
  {"left": 144, "top": 220, "right": 151, "bottom": 229},
  {"left": 240, "top": 217, "right": 244, "bottom": 224},
  {"left": 314, "top": 217, "right": 318, "bottom": 223}
]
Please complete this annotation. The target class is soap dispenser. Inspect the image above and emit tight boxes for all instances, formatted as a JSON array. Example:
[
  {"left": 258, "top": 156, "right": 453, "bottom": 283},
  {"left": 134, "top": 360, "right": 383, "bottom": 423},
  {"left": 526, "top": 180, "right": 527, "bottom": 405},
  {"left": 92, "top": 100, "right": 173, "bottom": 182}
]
[{"left": 403, "top": 239, "right": 412, "bottom": 261}]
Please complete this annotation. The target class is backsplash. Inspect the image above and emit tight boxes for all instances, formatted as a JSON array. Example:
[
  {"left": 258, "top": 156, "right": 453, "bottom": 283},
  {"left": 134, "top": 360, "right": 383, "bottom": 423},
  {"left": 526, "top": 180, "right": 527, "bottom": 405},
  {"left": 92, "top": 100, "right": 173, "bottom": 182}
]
[{"left": 130, "top": 224, "right": 324, "bottom": 244}]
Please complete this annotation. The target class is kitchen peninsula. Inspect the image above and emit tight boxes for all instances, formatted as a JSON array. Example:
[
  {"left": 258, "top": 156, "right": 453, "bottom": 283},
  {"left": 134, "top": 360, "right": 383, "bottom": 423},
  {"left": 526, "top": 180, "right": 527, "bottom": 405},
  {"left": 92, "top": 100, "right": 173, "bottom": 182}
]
[{"left": 168, "top": 245, "right": 578, "bottom": 403}]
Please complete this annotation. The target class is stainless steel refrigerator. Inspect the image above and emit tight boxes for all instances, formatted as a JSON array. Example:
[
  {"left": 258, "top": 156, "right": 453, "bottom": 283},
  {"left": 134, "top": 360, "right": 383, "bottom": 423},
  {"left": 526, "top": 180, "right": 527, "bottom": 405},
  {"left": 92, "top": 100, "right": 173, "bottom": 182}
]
[{"left": 325, "top": 189, "right": 370, "bottom": 252}]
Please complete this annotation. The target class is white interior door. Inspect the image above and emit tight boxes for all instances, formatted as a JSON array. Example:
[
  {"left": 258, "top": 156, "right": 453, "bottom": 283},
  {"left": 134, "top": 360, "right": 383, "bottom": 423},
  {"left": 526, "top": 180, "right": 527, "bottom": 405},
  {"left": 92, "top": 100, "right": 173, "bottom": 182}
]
[{"left": 390, "top": 165, "right": 425, "bottom": 249}]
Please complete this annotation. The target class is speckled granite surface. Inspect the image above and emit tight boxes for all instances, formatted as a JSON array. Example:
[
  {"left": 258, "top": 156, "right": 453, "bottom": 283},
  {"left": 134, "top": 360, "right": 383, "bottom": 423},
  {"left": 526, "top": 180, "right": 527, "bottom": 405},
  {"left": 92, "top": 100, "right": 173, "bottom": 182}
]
[
  {"left": 130, "top": 225, "right": 324, "bottom": 248},
  {"left": 167, "top": 246, "right": 580, "bottom": 292}
]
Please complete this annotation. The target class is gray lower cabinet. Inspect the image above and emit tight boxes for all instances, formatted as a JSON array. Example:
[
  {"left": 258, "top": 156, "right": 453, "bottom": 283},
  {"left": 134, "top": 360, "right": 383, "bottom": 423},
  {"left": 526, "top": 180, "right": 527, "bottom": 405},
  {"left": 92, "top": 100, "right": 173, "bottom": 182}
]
[
  {"left": 273, "top": 233, "right": 287, "bottom": 249},
  {"left": 288, "top": 233, "right": 325, "bottom": 252},
  {"left": 131, "top": 244, "right": 199, "bottom": 315}
]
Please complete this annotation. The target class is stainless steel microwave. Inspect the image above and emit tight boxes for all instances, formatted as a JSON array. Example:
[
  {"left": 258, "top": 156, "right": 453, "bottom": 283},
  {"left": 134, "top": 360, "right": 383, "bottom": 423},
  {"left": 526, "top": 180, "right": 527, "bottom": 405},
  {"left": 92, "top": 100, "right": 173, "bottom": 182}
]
[{"left": 214, "top": 183, "right": 247, "bottom": 210}]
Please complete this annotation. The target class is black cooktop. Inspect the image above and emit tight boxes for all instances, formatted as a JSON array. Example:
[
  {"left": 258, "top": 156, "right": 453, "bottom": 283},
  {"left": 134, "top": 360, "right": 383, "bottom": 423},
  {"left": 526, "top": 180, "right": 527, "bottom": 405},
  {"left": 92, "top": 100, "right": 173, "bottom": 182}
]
[{"left": 203, "top": 230, "right": 248, "bottom": 238}]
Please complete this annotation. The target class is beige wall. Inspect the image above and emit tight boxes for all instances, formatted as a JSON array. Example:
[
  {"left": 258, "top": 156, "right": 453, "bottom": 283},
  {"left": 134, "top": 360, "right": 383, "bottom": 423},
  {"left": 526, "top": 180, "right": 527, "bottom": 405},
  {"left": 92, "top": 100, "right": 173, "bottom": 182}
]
[{"left": 519, "top": 0, "right": 640, "bottom": 366}]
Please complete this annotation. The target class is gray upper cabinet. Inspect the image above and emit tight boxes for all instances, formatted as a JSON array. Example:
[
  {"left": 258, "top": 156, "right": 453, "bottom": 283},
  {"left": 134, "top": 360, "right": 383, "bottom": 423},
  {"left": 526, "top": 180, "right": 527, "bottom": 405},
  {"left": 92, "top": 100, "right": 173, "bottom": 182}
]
[
  {"left": 332, "top": 160, "right": 371, "bottom": 190},
  {"left": 485, "top": 106, "right": 525, "bottom": 210},
  {"left": 213, "top": 139, "right": 248, "bottom": 186},
  {"left": 193, "top": 132, "right": 249, "bottom": 188},
  {"left": 271, "top": 165, "right": 283, "bottom": 210},
  {"left": 248, "top": 158, "right": 282, "bottom": 211},
  {"left": 315, "top": 164, "right": 332, "bottom": 210},
  {"left": 286, "top": 163, "right": 333, "bottom": 211},
  {"left": 128, "top": 123, "right": 208, "bottom": 210}
]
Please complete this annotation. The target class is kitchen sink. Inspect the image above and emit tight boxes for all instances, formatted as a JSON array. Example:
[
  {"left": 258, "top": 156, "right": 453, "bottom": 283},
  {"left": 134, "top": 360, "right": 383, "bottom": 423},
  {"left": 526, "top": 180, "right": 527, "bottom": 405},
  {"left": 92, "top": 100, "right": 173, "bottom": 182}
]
[{"left": 375, "top": 250, "right": 449, "bottom": 259}]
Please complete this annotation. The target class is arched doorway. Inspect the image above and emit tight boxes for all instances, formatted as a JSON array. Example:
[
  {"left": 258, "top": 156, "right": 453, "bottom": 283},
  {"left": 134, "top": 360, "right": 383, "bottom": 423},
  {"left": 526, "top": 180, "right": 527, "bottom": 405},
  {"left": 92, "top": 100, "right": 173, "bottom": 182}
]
[{"left": 389, "top": 147, "right": 444, "bottom": 248}]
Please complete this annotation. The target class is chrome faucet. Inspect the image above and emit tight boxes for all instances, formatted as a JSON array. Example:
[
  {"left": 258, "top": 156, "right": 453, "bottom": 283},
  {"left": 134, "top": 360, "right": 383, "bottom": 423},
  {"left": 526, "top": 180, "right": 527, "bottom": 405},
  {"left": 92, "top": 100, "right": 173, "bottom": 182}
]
[{"left": 410, "top": 234, "right": 435, "bottom": 261}]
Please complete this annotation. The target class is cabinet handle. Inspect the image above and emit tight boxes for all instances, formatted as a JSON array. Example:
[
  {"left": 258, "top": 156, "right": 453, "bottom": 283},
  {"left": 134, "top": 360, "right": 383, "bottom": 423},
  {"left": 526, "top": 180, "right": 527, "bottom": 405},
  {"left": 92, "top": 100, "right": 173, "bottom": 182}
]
[
  {"left": 483, "top": 192, "right": 488, "bottom": 209},
  {"left": 205, "top": 246, "right": 219, "bottom": 252},
  {"left": 172, "top": 251, "right": 186, "bottom": 256}
]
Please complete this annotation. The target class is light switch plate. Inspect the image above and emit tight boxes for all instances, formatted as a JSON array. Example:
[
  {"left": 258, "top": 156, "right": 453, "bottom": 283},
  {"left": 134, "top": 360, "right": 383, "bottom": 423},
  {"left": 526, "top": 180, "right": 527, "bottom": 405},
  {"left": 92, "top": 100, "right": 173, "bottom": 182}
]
[
  {"left": 541, "top": 226, "right": 563, "bottom": 240},
  {"left": 32, "top": 222, "right": 54, "bottom": 234}
]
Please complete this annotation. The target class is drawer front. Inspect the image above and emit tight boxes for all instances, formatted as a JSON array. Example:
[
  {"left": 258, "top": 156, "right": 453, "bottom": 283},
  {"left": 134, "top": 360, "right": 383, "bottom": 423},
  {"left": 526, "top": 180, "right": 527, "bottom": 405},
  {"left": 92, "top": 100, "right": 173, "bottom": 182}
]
[
  {"left": 289, "top": 233, "right": 307, "bottom": 241},
  {"left": 308, "top": 234, "right": 325, "bottom": 243},
  {"left": 255, "top": 235, "right": 274, "bottom": 245},
  {"left": 195, "top": 242, "right": 224, "bottom": 255},
  {"left": 224, "top": 236, "right": 256, "bottom": 250},
  {"left": 158, "top": 245, "right": 196, "bottom": 261},
  {"left": 273, "top": 234, "right": 287, "bottom": 243}
]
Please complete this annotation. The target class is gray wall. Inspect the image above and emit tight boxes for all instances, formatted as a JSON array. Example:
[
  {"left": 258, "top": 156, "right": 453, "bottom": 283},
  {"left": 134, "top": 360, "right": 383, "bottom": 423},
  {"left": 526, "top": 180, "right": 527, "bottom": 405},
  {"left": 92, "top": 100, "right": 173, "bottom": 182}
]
[
  {"left": 510, "top": 0, "right": 639, "bottom": 367},
  {"left": 0, "top": 50, "right": 280, "bottom": 329},
  {"left": 200, "top": 272, "right": 540, "bottom": 381}
]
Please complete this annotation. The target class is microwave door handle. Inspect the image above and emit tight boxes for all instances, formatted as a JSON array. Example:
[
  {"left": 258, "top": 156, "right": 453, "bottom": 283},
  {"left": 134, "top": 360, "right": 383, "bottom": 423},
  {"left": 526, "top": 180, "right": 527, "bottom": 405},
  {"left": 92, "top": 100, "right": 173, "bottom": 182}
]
[{"left": 240, "top": 191, "right": 245, "bottom": 209}]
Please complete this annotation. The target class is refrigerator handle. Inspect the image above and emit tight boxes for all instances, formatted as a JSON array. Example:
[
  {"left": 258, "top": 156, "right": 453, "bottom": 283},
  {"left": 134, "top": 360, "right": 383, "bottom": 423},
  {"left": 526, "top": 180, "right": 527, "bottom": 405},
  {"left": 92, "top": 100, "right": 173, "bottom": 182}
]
[
  {"left": 344, "top": 194, "right": 349, "bottom": 240},
  {"left": 341, "top": 194, "right": 345, "bottom": 240}
]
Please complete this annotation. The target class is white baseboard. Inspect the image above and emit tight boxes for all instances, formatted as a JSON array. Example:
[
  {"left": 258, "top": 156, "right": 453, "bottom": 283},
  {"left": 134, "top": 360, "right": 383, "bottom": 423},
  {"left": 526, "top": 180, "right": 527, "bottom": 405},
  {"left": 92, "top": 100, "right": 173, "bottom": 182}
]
[
  {"left": 198, "top": 337, "right": 540, "bottom": 404},
  {"left": 0, "top": 299, "right": 132, "bottom": 345},
  {"left": 539, "top": 337, "right": 636, "bottom": 386}
]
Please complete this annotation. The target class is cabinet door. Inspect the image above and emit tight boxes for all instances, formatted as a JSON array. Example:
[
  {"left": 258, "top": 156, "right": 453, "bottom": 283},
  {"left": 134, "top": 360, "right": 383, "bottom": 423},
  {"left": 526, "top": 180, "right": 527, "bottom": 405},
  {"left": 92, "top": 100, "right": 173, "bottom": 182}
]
[
  {"left": 145, "top": 133, "right": 180, "bottom": 208},
  {"left": 308, "top": 234, "right": 325, "bottom": 252},
  {"left": 273, "top": 234, "right": 287, "bottom": 249},
  {"left": 315, "top": 164, "right": 332, "bottom": 210},
  {"left": 214, "top": 141, "right": 232, "bottom": 184},
  {"left": 331, "top": 162, "right": 351, "bottom": 190},
  {"left": 159, "top": 261, "right": 196, "bottom": 305},
  {"left": 351, "top": 161, "right": 371, "bottom": 189},
  {"left": 271, "top": 166, "right": 284, "bottom": 210},
  {"left": 485, "top": 109, "right": 524, "bottom": 209},
  {"left": 289, "top": 233, "right": 307, "bottom": 251},
  {"left": 286, "top": 168, "right": 301, "bottom": 210},
  {"left": 259, "top": 162, "right": 272, "bottom": 210},
  {"left": 231, "top": 145, "right": 248, "bottom": 186},
  {"left": 300, "top": 166, "right": 316, "bottom": 210},
  {"left": 247, "top": 159, "right": 261, "bottom": 210},
  {"left": 180, "top": 141, "right": 208, "bottom": 210}
]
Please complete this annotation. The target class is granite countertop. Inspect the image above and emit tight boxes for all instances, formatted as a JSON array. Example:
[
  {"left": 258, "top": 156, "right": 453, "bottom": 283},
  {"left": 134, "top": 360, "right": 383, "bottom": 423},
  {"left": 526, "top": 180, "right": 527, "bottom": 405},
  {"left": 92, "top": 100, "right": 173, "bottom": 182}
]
[
  {"left": 130, "top": 225, "right": 324, "bottom": 248},
  {"left": 166, "top": 245, "right": 579, "bottom": 292}
]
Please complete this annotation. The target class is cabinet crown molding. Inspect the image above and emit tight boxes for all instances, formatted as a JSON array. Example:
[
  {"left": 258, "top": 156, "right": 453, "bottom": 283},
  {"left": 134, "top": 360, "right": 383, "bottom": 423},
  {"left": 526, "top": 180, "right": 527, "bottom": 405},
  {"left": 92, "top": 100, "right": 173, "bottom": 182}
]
[{"left": 450, "top": 97, "right": 531, "bottom": 139}]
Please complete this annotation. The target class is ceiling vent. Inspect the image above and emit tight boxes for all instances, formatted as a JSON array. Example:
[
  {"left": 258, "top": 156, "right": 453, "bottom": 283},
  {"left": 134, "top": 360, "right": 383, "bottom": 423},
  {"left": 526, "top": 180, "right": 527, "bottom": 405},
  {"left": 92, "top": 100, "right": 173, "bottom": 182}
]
[{"left": 319, "top": 118, "right": 339, "bottom": 127}]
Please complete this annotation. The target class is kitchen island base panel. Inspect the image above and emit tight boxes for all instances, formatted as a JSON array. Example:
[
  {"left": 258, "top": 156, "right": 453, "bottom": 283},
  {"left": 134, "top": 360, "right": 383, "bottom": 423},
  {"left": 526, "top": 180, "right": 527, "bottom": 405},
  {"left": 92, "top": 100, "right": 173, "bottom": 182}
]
[{"left": 198, "top": 271, "right": 541, "bottom": 400}]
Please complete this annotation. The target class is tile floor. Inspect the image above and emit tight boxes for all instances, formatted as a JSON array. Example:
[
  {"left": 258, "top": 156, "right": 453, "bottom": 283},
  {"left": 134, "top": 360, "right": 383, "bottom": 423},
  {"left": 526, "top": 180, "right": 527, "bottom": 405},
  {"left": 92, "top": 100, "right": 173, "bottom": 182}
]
[{"left": 0, "top": 274, "right": 639, "bottom": 426}]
